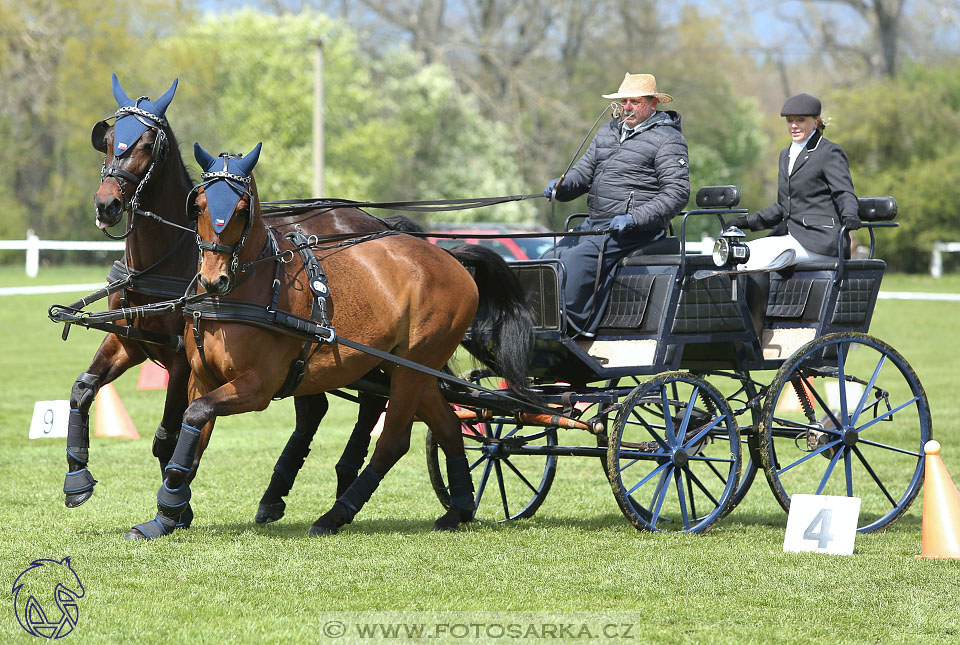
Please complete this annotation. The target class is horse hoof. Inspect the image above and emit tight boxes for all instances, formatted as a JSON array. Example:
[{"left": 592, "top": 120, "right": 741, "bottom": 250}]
[
  {"left": 255, "top": 501, "right": 286, "bottom": 524},
  {"left": 432, "top": 507, "right": 474, "bottom": 531},
  {"left": 124, "top": 528, "right": 148, "bottom": 540},
  {"left": 308, "top": 523, "right": 338, "bottom": 537},
  {"left": 64, "top": 490, "right": 93, "bottom": 508}
]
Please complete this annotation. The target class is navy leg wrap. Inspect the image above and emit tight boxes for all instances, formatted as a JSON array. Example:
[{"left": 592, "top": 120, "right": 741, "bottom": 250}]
[
  {"left": 446, "top": 455, "right": 476, "bottom": 512},
  {"left": 271, "top": 429, "right": 313, "bottom": 494},
  {"left": 66, "top": 372, "right": 99, "bottom": 465},
  {"left": 157, "top": 481, "right": 192, "bottom": 519},
  {"left": 336, "top": 466, "right": 383, "bottom": 523},
  {"left": 165, "top": 423, "right": 201, "bottom": 475},
  {"left": 130, "top": 513, "right": 179, "bottom": 540}
]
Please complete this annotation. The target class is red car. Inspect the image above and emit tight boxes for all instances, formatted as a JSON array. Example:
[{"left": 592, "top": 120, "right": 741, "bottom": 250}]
[{"left": 427, "top": 229, "right": 555, "bottom": 261}]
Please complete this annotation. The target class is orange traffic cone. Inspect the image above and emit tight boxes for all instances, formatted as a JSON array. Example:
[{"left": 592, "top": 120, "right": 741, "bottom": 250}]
[
  {"left": 93, "top": 383, "right": 140, "bottom": 439},
  {"left": 136, "top": 362, "right": 169, "bottom": 390},
  {"left": 918, "top": 440, "right": 960, "bottom": 559}
]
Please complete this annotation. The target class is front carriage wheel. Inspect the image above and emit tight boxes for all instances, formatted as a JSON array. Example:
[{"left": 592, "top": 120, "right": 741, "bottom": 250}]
[
  {"left": 759, "top": 332, "right": 930, "bottom": 533},
  {"left": 607, "top": 372, "right": 741, "bottom": 533},
  {"left": 425, "top": 420, "right": 557, "bottom": 522}
]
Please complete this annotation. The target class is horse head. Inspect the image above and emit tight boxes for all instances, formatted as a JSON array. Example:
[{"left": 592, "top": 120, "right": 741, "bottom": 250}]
[
  {"left": 92, "top": 73, "right": 177, "bottom": 231},
  {"left": 191, "top": 141, "right": 263, "bottom": 296}
]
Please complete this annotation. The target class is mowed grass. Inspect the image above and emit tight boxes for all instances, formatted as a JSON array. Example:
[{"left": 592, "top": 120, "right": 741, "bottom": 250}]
[{"left": 1, "top": 265, "right": 959, "bottom": 643}]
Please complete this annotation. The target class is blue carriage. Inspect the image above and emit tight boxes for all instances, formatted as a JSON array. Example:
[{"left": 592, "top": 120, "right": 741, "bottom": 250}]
[{"left": 426, "top": 186, "right": 929, "bottom": 534}]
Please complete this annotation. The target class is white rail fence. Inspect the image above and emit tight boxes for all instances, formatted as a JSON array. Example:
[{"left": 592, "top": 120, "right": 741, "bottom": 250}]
[
  {"left": 0, "top": 231, "right": 124, "bottom": 277},
  {"left": 930, "top": 242, "right": 960, "bottom": 279},
  {"left": 2, "top": 231, "right": 955, "bottom": 277}
]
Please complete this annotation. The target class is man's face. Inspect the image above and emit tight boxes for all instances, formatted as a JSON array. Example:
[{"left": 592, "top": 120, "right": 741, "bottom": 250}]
[
  {"left": 786, "top": 115, "right": 818, "bottom": 143},
  {"left": 620, "top": 96, "right": 657, "bottom": 128}
]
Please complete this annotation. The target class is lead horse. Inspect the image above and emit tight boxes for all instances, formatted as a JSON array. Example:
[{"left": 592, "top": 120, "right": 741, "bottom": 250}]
[
  {"left": 125, "top": 141, "right": 533, "bottom": 539},
  {"left": 66, "top": 75, "right": 414, "bottom": 527}
]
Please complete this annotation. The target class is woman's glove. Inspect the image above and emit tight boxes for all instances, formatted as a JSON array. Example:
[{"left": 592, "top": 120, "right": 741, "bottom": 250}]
[
  {"left": 842, "top": 215, "right": 862, "bottom": 230},
  {"left": 724, "top": 215, "right": 749, "bottom": 230}
]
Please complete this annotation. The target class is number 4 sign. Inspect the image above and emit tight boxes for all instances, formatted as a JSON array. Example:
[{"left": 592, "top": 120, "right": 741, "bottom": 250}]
[{"left": 783, "top": 494, "right": 861, "bottom": 555}]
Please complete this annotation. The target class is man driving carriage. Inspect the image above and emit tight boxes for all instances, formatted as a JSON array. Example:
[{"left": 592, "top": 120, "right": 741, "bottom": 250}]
[{"left": 542, "top": 72, "right": 690, "bottom": 338}]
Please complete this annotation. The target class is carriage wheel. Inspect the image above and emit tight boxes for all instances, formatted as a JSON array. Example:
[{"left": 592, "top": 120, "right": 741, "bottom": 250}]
[
  {"left": 759, "top": 332, "right": 930, "bottom": 533},
  {"left": 607, "top": 372, "right": 741, "bottom": 533},
  {"left": 425, "top": 421, "right": 558, "bottom": 522}
]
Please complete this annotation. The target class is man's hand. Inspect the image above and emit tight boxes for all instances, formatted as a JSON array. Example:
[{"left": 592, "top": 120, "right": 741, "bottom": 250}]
[
  {"left": 543, "top": 178, "right": 560, "bottom": 199},
  {"left": 610, "top": 214, "right": 634, "bottom": 235}
]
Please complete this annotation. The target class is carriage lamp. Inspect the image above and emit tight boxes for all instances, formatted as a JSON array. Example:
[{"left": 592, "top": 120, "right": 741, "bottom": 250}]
[{"left": 712, "top": 226, "right": 750, "bottom": 268}]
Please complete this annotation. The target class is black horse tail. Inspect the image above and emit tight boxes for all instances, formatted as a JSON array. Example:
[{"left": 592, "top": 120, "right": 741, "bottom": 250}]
[
  {"left": 445, "top": 244, "right": 535, "bottom": 399},
  {"left": 383, "top": 214, "right": 425, "bottom": 233}
]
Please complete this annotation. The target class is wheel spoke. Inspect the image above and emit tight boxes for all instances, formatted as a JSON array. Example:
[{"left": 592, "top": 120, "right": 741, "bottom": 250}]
[
  {"left": 626, "top": 407, "right": 670, "bottom": 451},
  {"left": 836, "top": 342, "right": 849, "bottom": 423},
  {"left": 776, "top": 439, "right": 843, "bottom": 476},
  {"left": 815, "top": 447, "right": 844, "bottom": 495},
  {"left": 855, "top": 396, "right": 922, "bottom": 433},
  {"left": 683, "top": 412, "right": 729, "bottom": 449},
  {"left": 852, "top": 445, "right": 899, "bottom": 507},
  {"left": 685, "top": 467, "right": 723, "bottom": 508},
  {"left": 856, "top": 437, "right": 923, "bottom": 458},
  {"left": 624, "top": 460, "right": 670, "bottom": 496},
  {"left": 850, "top": 354, "right": 887, "bottom": 426},
  {"left": 494, "top": 459, "right": 510, "bottom": 519},
  {"left": 502, "top": 456, "right": 540, "bottom": 495},
  {"left": 649, "top": 466, "right": 673, "bottom": 527},
  {"left": 844, "top": 448, "right": 854, "bottom": 497},
  {"left": 474, "top": 457, "right": 494, "bottom": 512},
  {"left": 677, "top": 387, "right": 699, "bottom": 445},
  {"left": 661, "top": 386, "right": 677, "bottom": 445},
  {"left": 675, "top": 470, "right": 691, "bottom": 530}
]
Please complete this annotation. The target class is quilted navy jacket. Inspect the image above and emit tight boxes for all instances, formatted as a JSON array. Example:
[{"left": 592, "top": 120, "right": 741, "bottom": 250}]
[{"left": 553, "top": 110, "right": 690, "bottom": 231}]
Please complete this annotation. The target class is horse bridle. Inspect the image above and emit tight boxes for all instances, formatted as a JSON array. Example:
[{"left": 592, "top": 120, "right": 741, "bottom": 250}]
[
  {"left": 92, "top": 99, "right": 170, "bottom": 240},
  {"left": 188, "top": 158, "right": 256, "bottom": 290}
]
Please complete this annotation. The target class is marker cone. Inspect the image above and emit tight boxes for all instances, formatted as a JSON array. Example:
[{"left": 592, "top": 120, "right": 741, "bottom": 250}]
[
  {"left": 918, "top": 440, "right": 960, "bottom": 559},
  {"left": 93, "top": 383, "right": 140, "bottom": 439}
]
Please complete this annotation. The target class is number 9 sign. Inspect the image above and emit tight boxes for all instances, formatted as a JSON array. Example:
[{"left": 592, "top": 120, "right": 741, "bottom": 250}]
[{"left": 29, "top": 400, "right": 70, "bottom": 439}]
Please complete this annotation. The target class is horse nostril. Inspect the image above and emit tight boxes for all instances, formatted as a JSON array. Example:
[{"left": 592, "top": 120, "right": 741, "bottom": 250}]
[{"left": 95, "top": 195, "right": 122, "bottom": 223}]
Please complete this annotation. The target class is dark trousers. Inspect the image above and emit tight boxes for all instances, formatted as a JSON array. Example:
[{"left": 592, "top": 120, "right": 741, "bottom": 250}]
[{"left": 544, "top": 222, "right": 659, "bottom": 336}]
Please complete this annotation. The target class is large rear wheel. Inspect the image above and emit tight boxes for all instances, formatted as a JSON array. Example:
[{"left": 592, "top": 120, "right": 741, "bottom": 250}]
[{"left": 759, "top": 332, "right": 930, "bottom": 532}]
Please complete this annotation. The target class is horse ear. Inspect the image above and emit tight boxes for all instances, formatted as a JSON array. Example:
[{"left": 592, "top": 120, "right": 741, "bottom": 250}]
[
  {"left": 153, "top": 78, "right": 178, "bottom": 115},
  {"left": 111, "top": 73, "right": 132, "bottom": 107},
  {"left": 236, "top": 142, "right": 262, "bottom": 177},
  {"left": 193, "top": 142, "right": 218, "bottom": 172}
]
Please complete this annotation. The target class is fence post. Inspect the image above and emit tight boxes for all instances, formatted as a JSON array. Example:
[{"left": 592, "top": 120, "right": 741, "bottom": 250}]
[
  {"left": 26, "top": 230, "right": 39, "bottom": 278},
  {"left": 930, "top": 242, "right": 943, "bottom": 279}
]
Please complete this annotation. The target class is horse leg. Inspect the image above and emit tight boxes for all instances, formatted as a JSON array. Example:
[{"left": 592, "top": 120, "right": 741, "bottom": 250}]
[
  {"left": 309, "top": 374, "right": 421, "bottom": 536},
  {"left": 255, "top": 393, "right": 329, "bottom": 524},
  {"left": 149, "top": 357, "right": 193, "bottom": 527},
  {"left": 126, "top": 372, "right": 262, "bottom": 540},
  {"left": 64, "top": 334, "right": 145, "bottom": 508},
  {"left": 413, "top": 386, "right": 476, "bottom": 531},
  {"left": 335, "top": 390, "right": 388, "bottom": 498}
]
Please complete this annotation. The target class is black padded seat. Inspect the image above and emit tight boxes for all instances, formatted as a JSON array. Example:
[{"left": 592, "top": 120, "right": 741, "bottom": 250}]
[
  {"left": 618, "top": 236, "right": 681, "bottom": 266},
  {"left": 782, "top": 259, "right": 886, "bottom": 272},
  {"left": 621, "top": 250, "right": 717, "bottom": 268}
]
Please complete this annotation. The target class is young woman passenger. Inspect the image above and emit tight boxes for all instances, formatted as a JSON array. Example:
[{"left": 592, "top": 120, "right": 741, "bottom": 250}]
[{"left": 726, "top": 93, "right": 860, "bottom": 269}]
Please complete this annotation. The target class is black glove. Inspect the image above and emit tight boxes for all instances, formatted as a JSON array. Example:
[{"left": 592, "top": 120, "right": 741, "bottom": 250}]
[
  {"left": 842, "top": 216, "right": 862, "bottom": 231},
  {"left": 543, "top": 178, "right": 560, "bottom": 199},
  {"left": 725, "top": 216, "right": 749, "bottom": 230}
]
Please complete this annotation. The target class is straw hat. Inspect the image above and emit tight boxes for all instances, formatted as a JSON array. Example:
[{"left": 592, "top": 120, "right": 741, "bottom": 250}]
[{"left": 601, "top": 73, "right": 673, "bottom": 103}]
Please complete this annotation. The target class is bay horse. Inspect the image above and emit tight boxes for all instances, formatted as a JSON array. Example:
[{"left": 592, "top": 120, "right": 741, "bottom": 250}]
[
  {"left": 124, "top": 142, "right": 534, "bottom": 539},
  {"left": 68, "top": 74, "right": 414, "bottom": 528}
]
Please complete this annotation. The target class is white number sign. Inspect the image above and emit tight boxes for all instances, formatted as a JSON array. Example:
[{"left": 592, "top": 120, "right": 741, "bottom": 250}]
[
  {"left": 783, "top": 494, "right": 861, "bottom": 555},
  {"left": 29, "top": 400, "right": 70, "bottom": 439}
]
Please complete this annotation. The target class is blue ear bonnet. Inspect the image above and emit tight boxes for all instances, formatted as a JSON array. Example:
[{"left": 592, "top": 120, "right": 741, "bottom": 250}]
[
  {"left": 193, "top": 142, "right": 262, "bottom": 234},
  {"left": 111, "top": 73, "right": 177, "bottom": 158}
]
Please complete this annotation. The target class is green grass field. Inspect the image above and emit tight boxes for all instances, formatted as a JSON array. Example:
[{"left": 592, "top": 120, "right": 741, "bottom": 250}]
[{"left": 1, "top": 265, "right": 959, "bottom": 643}]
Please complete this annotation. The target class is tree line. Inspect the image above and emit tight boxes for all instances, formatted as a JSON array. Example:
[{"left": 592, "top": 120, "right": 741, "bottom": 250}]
[{"left": 1, "top": 0, "right": 958, "bottom": 271}]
